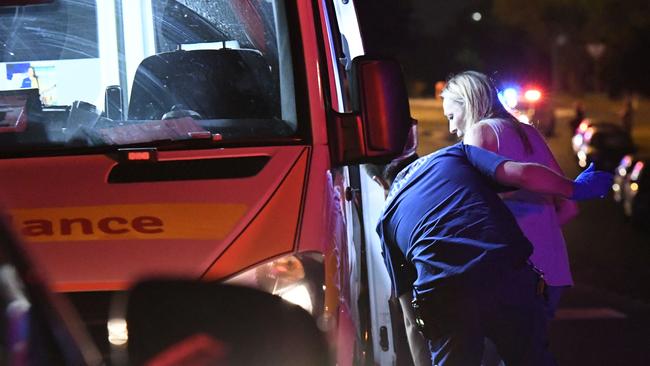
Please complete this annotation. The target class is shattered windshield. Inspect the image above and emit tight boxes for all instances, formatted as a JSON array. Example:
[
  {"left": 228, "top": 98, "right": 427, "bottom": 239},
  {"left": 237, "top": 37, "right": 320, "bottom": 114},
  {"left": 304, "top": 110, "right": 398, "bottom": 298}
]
[{"left": 0, "top": 0, "right": 298, "bottom": 155}]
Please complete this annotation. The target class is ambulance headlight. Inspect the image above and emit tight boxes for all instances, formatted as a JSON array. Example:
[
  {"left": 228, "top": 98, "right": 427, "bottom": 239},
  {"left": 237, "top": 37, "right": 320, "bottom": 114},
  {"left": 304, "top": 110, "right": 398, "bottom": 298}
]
[{"left": 225, "top": 253, "right": 325, "bottom": 316}]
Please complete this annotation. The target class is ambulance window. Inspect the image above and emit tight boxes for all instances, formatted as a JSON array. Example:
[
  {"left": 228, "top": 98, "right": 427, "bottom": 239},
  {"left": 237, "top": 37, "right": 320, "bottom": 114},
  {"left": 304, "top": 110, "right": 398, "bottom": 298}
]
[
  {"left": 0, "top": 0, "right": 300, "bottom": 156},
  {"left": 0, "top": 1, "right": 98, "bottom": 62}
]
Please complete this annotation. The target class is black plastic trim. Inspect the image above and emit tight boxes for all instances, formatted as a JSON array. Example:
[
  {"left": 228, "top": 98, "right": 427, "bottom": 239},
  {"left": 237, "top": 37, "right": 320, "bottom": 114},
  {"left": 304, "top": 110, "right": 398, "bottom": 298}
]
[{"left": 107, "top": 155, "right": 270, "bottom": 183}]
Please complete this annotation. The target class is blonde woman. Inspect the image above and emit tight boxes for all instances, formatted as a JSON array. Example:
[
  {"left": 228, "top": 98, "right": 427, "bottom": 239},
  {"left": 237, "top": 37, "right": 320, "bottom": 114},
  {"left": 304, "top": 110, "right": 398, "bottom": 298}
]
[{"left": 441, "top": 71, "right": 578, "bottom": 321}]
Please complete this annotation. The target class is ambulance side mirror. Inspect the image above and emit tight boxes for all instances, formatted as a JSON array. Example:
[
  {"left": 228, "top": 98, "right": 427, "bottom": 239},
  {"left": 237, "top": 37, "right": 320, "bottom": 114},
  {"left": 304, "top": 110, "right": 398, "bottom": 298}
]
[{"left": 331, "top": 57, "right": 413, "bottom": 166}]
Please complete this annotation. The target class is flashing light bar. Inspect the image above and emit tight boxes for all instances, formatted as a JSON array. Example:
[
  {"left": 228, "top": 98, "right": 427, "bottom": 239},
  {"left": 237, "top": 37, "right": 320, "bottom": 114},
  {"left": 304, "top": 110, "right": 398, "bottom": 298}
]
[
  {"left": 524, "top": 89, "right": 542, "bottom": 102},
  {"left": 502, "top": 88, "right": 518, "bottom": 109}
]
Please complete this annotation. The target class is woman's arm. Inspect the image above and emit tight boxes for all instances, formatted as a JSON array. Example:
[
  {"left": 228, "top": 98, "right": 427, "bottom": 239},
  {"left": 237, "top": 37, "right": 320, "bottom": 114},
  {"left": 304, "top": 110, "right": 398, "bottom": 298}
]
[
  {"left": 535, "top": 130, "right": 580, "bottom": 224},
  {"left": 495, "top": 161, "right": 613, "bottom": 201},
  {"left": 475, "top": 121, "right": 580, "bottom": 222},
  {"left": 467, "top": 123, "right": 576, "bottom": 197},
  {"left": 495, "top": 161, "right": 574, "bottom": 198}
]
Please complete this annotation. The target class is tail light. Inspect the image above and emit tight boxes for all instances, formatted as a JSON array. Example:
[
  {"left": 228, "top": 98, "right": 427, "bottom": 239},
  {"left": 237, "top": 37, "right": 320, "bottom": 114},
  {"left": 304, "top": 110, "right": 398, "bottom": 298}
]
[
  {"left": 631, "top": 161, "right": 645, "bottom": 181},
  {"left": 584, "top": 127, "right": 595, "bottom": 143}
]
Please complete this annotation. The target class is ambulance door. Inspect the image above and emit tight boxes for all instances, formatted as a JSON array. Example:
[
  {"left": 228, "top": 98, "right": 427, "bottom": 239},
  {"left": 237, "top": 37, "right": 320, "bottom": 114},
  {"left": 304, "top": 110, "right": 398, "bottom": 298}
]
[{"left": 321, "top": 1, "right": 399, "bottom": 364}]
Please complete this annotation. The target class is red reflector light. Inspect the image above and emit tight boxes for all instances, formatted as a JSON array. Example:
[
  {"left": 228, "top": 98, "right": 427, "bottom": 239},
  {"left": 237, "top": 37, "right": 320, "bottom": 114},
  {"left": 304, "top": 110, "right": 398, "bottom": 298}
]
[
  {"left": 119, "top": 148, "right": 157, "bottom": 163},
  {"left": 621, "top": 155, "right": 633, "bottom": 167},
  {"left": 128, "top": 151, "right": 151, "bottom": 161}
]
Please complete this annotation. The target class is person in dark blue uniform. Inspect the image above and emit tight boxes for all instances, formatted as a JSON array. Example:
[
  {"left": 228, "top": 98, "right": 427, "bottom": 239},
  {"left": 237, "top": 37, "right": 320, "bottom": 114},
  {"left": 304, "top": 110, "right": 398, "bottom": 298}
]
[{"left": 375, "top": 142, "right": 612, "bottom": 366}]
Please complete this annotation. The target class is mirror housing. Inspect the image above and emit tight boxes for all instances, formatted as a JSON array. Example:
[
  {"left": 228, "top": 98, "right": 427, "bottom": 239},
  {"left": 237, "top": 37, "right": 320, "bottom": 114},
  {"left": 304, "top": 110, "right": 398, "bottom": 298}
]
[{"left": 331, "top": 56, "right": 414, "bottom": 166}]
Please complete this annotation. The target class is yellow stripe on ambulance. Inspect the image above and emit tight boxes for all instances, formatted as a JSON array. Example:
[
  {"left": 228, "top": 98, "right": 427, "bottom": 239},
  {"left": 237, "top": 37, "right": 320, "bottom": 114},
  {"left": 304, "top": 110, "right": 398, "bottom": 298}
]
[{"left": 9, "top": 204, "right": 248, "bottom": 242}]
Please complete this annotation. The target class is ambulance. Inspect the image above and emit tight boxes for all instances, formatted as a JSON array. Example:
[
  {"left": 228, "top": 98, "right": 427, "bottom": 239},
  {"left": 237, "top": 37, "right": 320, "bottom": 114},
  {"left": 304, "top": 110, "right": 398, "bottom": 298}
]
[{"left": 0, "top": 0, "right": 413, "bottom": 364}]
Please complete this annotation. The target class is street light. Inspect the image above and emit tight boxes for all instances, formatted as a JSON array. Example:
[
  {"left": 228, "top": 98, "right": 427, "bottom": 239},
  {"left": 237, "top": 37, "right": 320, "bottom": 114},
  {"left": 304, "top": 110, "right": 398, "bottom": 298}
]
[{"left": 586, "top": 42, "right": 606, "bottom": 93}]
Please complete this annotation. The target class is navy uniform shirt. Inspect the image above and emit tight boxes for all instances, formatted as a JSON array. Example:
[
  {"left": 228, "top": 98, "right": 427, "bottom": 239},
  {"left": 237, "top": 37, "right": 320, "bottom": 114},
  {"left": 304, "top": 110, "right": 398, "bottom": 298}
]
[{"left": 377, "top": 143, "right": 533, "bottom": 297}]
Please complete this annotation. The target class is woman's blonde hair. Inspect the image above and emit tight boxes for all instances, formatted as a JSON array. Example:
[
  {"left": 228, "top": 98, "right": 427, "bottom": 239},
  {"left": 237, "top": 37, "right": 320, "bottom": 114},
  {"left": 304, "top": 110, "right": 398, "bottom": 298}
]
[{"left": 441, "top": 71, "right": 532, "bottom": 153}]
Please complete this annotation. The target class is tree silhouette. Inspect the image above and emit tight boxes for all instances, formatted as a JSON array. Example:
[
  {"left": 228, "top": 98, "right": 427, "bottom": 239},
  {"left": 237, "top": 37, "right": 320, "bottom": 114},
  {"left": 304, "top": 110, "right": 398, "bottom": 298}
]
[{"left": 492, "top": 0, "right": 650, "bottom": 95}]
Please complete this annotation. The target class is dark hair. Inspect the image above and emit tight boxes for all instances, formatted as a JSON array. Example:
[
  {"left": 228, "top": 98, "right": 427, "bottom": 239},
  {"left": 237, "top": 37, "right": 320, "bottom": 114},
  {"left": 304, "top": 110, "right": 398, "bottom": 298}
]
[
  {"left": 366, "top": 153, "right": 419, "bottom": 187},
  {"left": 365, "top": 163, "right": 385, "bottom": 182}
]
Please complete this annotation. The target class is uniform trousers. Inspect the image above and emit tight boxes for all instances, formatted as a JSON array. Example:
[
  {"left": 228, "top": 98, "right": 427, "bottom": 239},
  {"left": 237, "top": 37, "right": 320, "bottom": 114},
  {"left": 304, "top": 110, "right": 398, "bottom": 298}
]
[{"left": 415, "top": 265, "right": 557, "bottom": 366}]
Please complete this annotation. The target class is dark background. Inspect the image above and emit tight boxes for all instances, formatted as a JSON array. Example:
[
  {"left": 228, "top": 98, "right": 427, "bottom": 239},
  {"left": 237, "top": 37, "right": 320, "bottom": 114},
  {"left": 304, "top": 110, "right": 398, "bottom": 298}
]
[{"left": 355, "top": 0, "right": 650, "bottom": 98}]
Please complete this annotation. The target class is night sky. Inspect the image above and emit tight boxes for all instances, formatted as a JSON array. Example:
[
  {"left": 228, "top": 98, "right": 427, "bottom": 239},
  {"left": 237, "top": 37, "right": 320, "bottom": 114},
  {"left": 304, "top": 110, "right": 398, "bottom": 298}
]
[{"left": 355, "top": 0, "right": 650, "bottom": 97}]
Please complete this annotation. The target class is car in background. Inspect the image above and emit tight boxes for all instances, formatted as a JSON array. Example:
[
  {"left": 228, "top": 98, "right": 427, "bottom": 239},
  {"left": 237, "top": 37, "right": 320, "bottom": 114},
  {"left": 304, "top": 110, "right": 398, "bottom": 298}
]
[
  {"left": 571, "top": 118, "right": 594, "bottom": 153},
  {"left": 572, "top": 121, "right": 636, "bottom": 172},
  {"left": 498, "top": 84, "right": 556, "bottom": 136},
  {"left": 614, "top": 156, "right": 650, "bottom": 230},
  {"left": 613, "top": 154, "right": 636, "bottom": 203}
]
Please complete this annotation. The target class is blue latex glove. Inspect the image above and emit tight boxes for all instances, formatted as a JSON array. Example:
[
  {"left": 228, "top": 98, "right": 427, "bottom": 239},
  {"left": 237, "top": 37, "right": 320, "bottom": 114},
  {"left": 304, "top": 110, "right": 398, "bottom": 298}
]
[{"left": 571, "top": 163, "right": 614, "bottom": 200}]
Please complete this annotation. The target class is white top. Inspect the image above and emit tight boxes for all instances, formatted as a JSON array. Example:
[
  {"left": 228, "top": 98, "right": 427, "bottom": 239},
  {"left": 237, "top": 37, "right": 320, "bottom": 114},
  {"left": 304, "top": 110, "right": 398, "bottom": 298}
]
[{"left": 484, "top": 118, "right": 573, "bottom": 286}]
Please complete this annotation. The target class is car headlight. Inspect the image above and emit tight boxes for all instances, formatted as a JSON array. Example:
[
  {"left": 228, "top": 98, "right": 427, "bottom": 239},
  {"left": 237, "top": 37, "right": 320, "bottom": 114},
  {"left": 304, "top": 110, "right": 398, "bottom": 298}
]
[
  {"left": 572, "top": 134, "right": 584, "bottom": 150},
  {"left": 225, "top": 252, "right": 325, "bottom": 317},
  {"left": 577, "top": 150, "right": 588, "bottom": 167}
]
